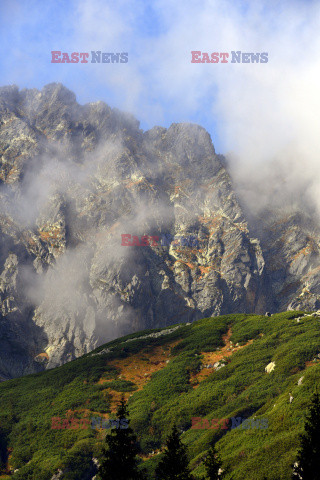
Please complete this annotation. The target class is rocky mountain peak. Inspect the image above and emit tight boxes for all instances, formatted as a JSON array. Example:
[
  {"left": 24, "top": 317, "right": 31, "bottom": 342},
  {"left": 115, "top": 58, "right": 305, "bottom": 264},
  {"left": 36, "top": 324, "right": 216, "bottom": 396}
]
[{"left": 0, "top": 83, "right": 319, "bottom": 379}]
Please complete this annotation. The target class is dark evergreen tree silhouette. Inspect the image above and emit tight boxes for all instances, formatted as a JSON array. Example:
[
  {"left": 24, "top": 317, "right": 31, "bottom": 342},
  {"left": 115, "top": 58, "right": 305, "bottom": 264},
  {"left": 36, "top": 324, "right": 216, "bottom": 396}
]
[
  {"left": 203, "top": 443, "right": 224, "bottom": 479},
  {"left": 155, "top": 424, "right": 194, "bottom": 480},
  {"left": 292, "top": 392, "right": 320, "bottom": 480},
  {"left": 98, "top": 396, "right": 146, "bottom": 480},
  {"left": 0, "top": 426, "right": 5, "bottom": 473}
]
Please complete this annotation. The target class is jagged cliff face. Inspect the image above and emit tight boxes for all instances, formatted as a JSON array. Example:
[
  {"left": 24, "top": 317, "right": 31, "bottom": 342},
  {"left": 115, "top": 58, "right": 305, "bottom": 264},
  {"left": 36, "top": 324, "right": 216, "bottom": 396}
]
[
  {"left": 0, "top": 83, "right": 318, "bottom": 379},
  {"left": 252, "top": 208, "right": 320, "bottom": 312}
]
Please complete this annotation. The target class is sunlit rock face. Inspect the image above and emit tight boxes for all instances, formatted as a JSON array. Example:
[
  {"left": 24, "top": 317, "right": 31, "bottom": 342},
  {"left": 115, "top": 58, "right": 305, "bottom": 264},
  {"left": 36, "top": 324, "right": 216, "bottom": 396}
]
[{"left": 1, "top": 82, "right": 318, "bottom": 379}]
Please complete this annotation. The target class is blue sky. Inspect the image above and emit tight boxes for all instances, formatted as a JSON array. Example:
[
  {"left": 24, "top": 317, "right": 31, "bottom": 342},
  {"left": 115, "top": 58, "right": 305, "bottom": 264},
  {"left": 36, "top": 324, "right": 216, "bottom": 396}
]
[{"left": 0, "top": 0, "right": 319, "bottom": 159}]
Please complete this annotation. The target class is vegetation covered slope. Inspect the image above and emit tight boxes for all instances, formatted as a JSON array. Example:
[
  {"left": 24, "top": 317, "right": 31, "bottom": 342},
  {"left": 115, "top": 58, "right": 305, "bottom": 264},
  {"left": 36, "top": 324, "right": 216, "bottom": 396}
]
[{"left": 1, "top": 311, "right": 320, "bottom": 479}]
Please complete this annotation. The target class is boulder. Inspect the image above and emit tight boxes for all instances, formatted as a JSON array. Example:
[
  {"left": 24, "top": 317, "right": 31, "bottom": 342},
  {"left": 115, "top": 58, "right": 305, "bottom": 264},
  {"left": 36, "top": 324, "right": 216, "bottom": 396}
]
[{"left": 265, "top": 361, "right": 275, "bottom": 373}]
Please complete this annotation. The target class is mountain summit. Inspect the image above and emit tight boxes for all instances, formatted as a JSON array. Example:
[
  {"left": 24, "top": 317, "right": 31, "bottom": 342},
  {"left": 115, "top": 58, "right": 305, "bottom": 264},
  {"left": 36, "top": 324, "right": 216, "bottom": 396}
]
[{"left": 0, "top": 83, "right": 319, "bottom": 379}]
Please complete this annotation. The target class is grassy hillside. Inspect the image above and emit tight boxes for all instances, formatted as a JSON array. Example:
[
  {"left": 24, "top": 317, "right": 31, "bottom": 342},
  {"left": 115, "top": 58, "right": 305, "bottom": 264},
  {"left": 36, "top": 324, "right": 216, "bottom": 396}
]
[{"left": 1, "top": 311, "right": 320, "bottom": 479}]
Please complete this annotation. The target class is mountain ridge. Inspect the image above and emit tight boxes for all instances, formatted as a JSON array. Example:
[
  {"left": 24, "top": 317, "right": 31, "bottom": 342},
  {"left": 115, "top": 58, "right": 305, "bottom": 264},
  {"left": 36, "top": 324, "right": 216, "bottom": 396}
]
[{"left": 0, "top": 83, "right": 319, "bottom": 380}]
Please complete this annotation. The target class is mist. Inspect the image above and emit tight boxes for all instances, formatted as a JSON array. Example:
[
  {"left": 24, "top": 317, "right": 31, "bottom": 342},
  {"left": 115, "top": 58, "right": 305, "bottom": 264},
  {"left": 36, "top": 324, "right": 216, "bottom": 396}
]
[
  {"left": 71, "top": 0, "right": 320, "bottom": 217},
  {"left": 2, "top": 0, "right": 320, "bottom": 215}
]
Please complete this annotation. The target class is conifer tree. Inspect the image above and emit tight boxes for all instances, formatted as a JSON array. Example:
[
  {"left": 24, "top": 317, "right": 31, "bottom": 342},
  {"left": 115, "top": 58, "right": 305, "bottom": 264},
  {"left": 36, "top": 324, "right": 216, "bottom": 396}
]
[
  {"left": 292, "top": 392, "right": 320, "bottom": 480},
  {"left": 203, "top": 443, "right": 224, "bottom": 479},
  {"left": 155, "top": 424, "right": 194, "bottom": 480},
  {"left": 98, "top": 396, "right": 146, "bottom": 480}
]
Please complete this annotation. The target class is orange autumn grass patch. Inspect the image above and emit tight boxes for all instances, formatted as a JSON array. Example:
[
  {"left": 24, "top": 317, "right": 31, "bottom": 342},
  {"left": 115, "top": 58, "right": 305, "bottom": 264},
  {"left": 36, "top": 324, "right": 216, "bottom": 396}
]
[
  {"left": 190, "top": 328, "right": 254, "bottom": 388},
  {"left": 98, "top": 339, "right": 181, "bottom": 412}
]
